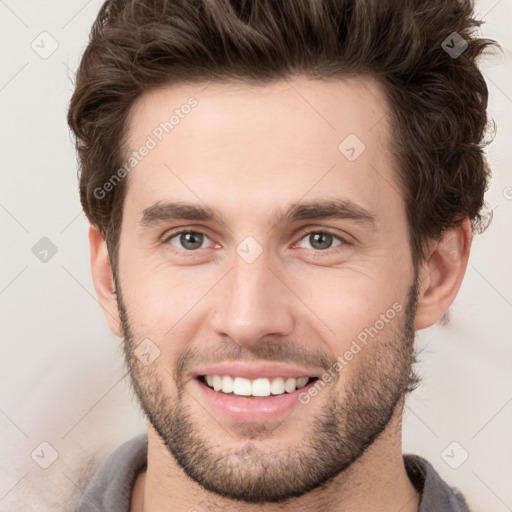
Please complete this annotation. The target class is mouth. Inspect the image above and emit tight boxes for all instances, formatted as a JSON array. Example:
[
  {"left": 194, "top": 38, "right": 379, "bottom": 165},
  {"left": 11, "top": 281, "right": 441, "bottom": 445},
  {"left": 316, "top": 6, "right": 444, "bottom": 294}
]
[
  {"left": 197, "top": 374, "right": 319, "bottom": 398},
  {"left": 191, "top": 374, "right": 320, "bottom": 423}
]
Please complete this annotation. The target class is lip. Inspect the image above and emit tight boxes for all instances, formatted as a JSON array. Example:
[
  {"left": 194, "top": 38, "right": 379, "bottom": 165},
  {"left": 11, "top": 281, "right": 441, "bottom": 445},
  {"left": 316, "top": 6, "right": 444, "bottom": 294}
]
[
  {"left": 190, "top": 375, "right": 318, "bottom": 423},
  {"left": 191, "top": 362, "right": 322, "bottom": 380}
]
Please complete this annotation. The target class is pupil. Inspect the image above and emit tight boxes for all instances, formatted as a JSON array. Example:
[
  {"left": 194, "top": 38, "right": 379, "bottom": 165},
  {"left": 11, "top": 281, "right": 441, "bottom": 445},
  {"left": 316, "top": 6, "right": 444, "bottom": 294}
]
[
  {"left": 310, "top": 233, "right": 332, "bottom": 250},
  {"left": 182, "top": 232, "right": 203, "bottom": 249}
]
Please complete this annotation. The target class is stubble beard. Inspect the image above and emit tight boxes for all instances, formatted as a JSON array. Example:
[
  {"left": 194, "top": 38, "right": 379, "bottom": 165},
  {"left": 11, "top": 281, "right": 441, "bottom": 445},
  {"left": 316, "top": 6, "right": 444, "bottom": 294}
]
[{"left": 116, "top": 275, "right": 419, "bottom": 503}]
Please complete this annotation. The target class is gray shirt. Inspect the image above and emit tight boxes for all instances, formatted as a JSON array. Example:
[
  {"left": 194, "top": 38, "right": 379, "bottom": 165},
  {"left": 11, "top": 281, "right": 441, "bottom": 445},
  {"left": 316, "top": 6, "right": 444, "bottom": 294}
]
[{"left": 73, "top": 434, "right": 471, "bottom": 511}]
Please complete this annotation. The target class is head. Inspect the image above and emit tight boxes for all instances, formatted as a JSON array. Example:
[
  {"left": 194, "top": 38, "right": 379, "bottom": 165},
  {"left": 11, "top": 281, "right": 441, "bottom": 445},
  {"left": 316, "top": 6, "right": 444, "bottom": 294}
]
[{"left": 68, "top": 0, "right": 496, "bottom": 504}]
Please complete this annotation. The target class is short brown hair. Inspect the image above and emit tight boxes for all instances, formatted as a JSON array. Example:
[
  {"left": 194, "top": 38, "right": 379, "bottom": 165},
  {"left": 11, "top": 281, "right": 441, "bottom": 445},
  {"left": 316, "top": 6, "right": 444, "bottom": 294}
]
[{"left": 67, "top": 0, "right": 498, "bottom": 272}]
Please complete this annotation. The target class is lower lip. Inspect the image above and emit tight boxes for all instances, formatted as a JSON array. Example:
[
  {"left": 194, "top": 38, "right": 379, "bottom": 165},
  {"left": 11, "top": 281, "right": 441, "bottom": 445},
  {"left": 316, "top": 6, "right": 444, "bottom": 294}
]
[{"left": 190, "top": 377, "right": 317, "bottom": 423}]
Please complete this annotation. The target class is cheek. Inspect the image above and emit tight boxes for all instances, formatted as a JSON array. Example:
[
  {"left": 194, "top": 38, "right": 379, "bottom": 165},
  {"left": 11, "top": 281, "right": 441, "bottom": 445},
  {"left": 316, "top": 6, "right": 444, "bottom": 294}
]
[
  {"left": 120, "top": 264, "right": 217, "bottom": 348},
  {"left": 289, "top": 263, "right": 410, "bottom": 342}
]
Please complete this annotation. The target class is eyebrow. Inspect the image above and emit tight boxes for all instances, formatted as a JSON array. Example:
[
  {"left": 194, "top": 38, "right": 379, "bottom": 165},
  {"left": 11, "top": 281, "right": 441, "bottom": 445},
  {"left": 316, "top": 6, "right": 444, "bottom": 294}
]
[
  {"left": 139, "top": 199, "right": 377, "bottom": 229},
  {"left": 274, "top": 199, "right": 376, "bottom": 227}
]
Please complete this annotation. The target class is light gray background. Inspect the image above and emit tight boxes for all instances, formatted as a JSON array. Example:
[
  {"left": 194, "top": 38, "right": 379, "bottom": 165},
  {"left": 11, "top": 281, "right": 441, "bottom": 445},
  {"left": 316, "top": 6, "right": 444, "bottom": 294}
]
[{"left": 1, "top": 0, "right": 511, "bottom": 510}]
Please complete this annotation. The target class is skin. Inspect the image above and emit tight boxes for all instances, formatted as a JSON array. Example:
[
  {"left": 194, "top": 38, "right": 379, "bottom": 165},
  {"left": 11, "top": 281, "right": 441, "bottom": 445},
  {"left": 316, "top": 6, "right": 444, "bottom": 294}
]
[{"left": 89, "top": 76, "right": 472, "bottom": 511}]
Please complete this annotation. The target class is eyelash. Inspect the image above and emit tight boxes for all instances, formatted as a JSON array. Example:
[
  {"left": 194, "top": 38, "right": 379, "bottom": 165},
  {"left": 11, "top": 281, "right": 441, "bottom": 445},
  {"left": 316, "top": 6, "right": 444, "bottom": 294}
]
[{"left": 162, "top": 228, "right": 347, "bottom": 253}]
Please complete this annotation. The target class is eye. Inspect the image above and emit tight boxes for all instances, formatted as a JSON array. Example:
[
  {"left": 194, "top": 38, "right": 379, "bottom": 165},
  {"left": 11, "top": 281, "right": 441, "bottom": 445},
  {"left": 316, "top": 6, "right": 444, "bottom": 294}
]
[
  {"left": 165, "top": 230, "right": 212, "bottom": 251},
  {"left": 163, "top": 229, "right": 346, "bottom": 253},
  {"left": 296, "top": 230, "right": 344, "bottom": 251}
]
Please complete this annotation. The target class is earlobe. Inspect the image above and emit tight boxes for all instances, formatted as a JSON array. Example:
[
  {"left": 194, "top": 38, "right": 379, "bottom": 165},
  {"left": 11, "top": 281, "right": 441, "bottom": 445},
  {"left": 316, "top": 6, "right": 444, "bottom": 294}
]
[
  {"left": 414, "top": 219, "right": 473, "bottom": 330},
  {"left": 89, "top": 225, "right": 123, "bottom": 337}
]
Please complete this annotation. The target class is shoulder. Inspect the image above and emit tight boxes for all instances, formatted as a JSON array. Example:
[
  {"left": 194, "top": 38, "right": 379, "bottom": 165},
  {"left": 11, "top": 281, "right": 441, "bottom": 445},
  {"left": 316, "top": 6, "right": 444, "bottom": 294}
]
[
  {"left": 72, "top": 433, "right": 148, "bottom": 512},
  {"left": 404, "top": 454, "right": 471, "bottom": 512}
]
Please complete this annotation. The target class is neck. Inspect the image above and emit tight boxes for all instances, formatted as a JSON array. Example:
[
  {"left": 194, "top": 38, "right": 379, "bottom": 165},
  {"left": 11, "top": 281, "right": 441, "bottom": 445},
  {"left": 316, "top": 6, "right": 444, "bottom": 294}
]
[{"left": 131, "top": 401, "right": 421, "bottom": 512}]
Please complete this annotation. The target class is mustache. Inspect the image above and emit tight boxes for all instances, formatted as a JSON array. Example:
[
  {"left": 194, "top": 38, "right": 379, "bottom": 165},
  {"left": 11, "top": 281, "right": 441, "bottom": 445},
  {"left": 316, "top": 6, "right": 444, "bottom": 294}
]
[{"left": 175, "top": 338, "right": 333, "bottom": 381}]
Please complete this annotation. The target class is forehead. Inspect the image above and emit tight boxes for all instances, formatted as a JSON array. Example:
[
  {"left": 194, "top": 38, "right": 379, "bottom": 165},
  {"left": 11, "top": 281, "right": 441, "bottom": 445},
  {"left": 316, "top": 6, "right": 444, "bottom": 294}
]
[{"left": 122, "top": 76, "right": 402, "bottom": 226}]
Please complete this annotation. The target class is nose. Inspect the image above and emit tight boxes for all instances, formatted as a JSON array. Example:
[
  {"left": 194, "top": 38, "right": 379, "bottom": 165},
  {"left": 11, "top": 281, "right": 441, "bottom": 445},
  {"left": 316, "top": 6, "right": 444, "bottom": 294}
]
[{"left": 209, "top": 250, "right": 295, "bottom": 347}]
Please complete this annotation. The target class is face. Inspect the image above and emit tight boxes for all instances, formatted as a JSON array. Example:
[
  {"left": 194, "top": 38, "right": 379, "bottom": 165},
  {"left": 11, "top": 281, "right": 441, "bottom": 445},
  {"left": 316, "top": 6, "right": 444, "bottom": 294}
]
[{"left": 114, "top": 76, "right": 419, "bottom": 503}]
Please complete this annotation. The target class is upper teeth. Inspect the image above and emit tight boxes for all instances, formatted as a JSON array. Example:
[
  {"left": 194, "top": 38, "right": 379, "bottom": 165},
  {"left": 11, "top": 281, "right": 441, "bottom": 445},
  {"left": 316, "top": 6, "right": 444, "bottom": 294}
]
[{"left": 204, "top": 375, "right": 311, "bottom": 396}]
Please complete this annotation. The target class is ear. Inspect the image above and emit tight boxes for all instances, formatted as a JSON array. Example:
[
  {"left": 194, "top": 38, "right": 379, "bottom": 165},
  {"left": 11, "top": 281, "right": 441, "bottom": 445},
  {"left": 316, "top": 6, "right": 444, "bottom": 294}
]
[
  {"left": 414, "top": 219, "right": 472, "bottom": 330},
  {"left": 89, "top": 225, "right": 123, "bottom": 337}
]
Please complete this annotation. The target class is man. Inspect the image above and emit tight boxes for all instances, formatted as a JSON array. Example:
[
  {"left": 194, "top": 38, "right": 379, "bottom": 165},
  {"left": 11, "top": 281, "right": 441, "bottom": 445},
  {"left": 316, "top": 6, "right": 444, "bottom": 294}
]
[{"left": 68, "top": 0, "right": 496, "bottom": 510}]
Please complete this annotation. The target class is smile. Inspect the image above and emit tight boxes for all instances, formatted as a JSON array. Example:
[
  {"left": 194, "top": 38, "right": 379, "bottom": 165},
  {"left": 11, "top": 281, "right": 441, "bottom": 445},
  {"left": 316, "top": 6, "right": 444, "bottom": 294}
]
[
  {"left": 199, "top": 375, "right": 316, "bottom": 397},
  {"left": 191, "top": 374, "right": 320, "bottom": 422}
]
